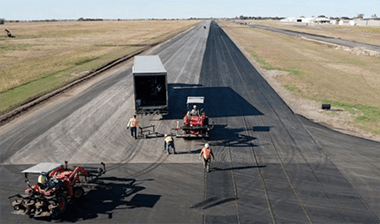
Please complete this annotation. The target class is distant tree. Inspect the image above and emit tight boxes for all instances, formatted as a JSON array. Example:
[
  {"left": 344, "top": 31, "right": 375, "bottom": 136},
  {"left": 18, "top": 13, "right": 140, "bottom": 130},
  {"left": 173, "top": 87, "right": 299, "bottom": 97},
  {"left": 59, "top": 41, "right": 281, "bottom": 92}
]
[
  {"left": 318, "top": 15, "right": 326, "bottom": 18},
  {"left": 372, "top": 14, "right": 377, "bottom": 18},
  {"left": 356, "top": 13, "right": 364, "bottom": 19}
]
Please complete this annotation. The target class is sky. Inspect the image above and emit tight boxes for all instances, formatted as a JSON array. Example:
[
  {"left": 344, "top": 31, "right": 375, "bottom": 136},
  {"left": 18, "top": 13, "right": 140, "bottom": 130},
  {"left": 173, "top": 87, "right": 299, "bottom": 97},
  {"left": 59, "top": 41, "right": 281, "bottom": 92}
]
[{"left": 1, "top": 0, "right": 379, "bottom": 20}]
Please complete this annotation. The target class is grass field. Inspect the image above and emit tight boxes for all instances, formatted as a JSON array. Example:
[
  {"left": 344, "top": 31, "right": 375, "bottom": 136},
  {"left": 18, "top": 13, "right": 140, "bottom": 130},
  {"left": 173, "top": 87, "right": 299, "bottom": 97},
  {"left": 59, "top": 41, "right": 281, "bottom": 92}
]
[
  {"left": 0, "top": 20, "right": 200, "bottom": 113},
  {"left": 219, "top": 20, "right": 380, "bottom": 136},
  {"left": 247, "top": 20, "right": 380, "bottom": 46}
]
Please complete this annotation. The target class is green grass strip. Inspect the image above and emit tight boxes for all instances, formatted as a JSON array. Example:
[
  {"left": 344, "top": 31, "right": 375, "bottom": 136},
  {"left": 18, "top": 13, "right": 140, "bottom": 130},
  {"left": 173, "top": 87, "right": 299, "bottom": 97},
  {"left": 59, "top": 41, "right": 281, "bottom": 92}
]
[
  {"left": 322, "top": 100, "right": 380, "bottom": 123},
  {"left": 251, "top": 51, "right": 304, "bottom": 75}
]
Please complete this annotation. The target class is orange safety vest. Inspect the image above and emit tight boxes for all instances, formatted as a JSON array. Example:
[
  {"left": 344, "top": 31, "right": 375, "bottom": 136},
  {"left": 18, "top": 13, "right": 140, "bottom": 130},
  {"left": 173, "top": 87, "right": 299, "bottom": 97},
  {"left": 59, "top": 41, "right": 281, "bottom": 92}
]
[
  {"left": 201, "top": 147, "right": 212, "bottom": 159},
  {"left": 129, "top": 118, "right": 139, "bottom": 127}
]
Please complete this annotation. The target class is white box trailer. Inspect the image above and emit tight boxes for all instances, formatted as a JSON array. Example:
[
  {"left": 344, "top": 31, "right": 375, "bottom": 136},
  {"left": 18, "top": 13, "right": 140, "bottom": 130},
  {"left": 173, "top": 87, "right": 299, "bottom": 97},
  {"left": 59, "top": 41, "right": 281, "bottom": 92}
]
[{"left": 132, "top": 55, "right": 169, "bottom": 115}]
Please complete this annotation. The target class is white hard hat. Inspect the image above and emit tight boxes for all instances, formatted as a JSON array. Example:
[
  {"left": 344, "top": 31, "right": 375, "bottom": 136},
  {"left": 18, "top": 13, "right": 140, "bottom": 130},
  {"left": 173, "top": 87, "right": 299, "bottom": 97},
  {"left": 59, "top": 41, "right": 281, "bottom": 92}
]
[
  {"left": 205, "top": 143, "right": 210, "bottom": 148},
  {"left": 38, "top": 175, "right": 46, "bottom": 184},
  {"left": 193, "top": 105, "right": 197, "bottom": 109},
  {"left": 164, "top": 134, "right": 168, "bottom": 137}
]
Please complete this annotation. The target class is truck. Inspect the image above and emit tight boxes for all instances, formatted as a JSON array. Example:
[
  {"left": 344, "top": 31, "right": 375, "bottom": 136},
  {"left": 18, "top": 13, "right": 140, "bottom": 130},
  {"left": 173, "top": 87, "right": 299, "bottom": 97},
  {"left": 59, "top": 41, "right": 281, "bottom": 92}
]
[{"left": 132, "top": 55, "right": 169, "bottom": 115}]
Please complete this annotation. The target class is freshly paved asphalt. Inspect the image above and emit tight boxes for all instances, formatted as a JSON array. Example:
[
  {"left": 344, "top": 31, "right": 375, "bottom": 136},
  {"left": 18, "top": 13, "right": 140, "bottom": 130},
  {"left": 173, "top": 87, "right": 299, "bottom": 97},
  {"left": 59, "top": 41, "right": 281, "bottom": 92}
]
[
  {"left": 1, "top": 20, "right": 379, "bottom": 223},
  {"left": 250, "top": 23, "right": 380, "bottom": 52}
]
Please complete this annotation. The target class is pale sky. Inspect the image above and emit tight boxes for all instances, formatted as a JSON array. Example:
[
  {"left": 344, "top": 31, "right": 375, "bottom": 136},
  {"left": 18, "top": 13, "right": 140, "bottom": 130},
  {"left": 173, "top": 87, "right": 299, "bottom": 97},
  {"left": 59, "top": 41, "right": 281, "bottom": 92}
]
[{"left": 1, "top": 0, "right": 379, "bottom": 20}]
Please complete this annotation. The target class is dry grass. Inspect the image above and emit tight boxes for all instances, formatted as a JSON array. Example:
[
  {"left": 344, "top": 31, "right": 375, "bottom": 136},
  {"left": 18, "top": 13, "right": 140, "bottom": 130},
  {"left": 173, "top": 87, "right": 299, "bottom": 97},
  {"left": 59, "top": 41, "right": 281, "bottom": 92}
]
[
  {"left": 248, "top": 20, "right": 380, "bottom": 46},
  {"left": 219, "top": 20, "right": 380, "bottom": 135},
  {"left": 0, "top": 20, "right": 200, "bottom": 112}
]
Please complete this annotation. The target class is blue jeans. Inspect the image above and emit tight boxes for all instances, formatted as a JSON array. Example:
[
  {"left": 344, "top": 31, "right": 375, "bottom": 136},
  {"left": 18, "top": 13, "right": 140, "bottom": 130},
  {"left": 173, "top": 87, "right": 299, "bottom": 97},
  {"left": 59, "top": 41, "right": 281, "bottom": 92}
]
[
  {"left": 164, "top": 142, "right": 175, "bottom": 154},
  {"left": 130, "top": 127, "right": 137, "bottom": 139}
]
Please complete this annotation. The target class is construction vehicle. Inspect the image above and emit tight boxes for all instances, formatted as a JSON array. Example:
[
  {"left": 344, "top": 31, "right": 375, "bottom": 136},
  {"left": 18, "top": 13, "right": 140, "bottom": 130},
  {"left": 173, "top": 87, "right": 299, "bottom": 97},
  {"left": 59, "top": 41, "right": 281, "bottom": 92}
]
[
  {"left": 133, "top": 55, "right": 169, "bottom": 115},
  {"left": 176, "top": 96, "right": 213, "bottom": 139},
  {"left": 9, "top": 161, "right": 106, "bottom": 219}
]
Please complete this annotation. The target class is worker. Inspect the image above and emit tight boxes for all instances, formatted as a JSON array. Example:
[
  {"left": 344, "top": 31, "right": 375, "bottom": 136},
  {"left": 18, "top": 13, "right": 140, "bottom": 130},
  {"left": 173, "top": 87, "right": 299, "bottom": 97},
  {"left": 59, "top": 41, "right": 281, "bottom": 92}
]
[
  {"left": 200, "top": 143, "right": 214, "bottom": 172},
  {"left": 164, "top": 134, "right": 176, "bottom": 154},
  {"left": 37, "top": 174, "right": 47, "bottom": 190},
  {"left": 127, "top": 115, "right": 141, "bottom": 139},
  {"left": 190, "top": 105, "right": 199, "bottom": 116}
]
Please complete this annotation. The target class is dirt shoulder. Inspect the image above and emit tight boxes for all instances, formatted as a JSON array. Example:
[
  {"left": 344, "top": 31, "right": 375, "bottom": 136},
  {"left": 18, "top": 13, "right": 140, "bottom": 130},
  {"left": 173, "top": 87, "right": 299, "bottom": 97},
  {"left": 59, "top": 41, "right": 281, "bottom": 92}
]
[{"left": 219, "top": 20, "right": 380, "bottom": 142}]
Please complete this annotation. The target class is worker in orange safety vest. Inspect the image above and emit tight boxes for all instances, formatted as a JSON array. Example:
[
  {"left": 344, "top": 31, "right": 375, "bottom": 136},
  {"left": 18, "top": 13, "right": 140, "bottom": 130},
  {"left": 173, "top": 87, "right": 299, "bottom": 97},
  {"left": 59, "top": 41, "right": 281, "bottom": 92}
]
[
  {"left": 200, "top": 143, "right": 214, "bottom": 172},
  {"left": 127, "top": 115, "right": 141, "bottom": 139}
]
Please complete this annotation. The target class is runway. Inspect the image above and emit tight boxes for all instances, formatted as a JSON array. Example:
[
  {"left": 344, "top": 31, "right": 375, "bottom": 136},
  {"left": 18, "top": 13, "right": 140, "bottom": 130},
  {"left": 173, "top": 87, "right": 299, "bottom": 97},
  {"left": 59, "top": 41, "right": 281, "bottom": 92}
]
[{"left": 1, "top": 20, "right": 379, "bottom": 223}]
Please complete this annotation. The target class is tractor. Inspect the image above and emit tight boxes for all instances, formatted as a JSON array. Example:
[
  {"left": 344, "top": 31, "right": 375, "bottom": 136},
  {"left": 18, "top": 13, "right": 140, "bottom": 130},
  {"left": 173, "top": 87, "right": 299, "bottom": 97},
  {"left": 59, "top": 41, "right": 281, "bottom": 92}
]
[
  {"left": 9, "top": 161, "right": 106, "bottom": 219},
  {"left": 176, "top": 96, "right": 213, "bottom": 139}
]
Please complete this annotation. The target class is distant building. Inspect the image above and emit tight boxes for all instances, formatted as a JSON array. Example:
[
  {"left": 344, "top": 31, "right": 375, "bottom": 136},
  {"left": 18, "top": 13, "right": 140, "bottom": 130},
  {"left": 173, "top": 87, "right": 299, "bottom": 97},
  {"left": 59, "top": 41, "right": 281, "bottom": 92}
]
[
  {"left": 281, "top": 17, "right": 296, "bottom": 23},
  {"left": 354, "top": 19, "right": 380, "bottom": 26},
  {"left": 315, "top": 17, "right": 330, "bottom": 24},
  {"left": 281, "top": 17, "right": 316, "bottom": 24},
  {"left": 339, "top": 20, "right": 350, "bottom": 26},
  {"left": 281, "top": 16, "right": 380, "bottom": 27},
  {"left": 302, "top": 17, "right": 316, "bottom": 24},
  {"left": 330, "top": 19, "right": 339, "bottom": 25}
]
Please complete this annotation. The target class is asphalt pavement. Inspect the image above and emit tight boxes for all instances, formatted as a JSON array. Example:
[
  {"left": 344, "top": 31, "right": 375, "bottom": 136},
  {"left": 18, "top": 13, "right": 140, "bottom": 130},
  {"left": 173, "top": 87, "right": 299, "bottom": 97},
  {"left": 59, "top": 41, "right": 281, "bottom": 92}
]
[{"left": 1, "top": 20, "right": 379, "bottom": 223}]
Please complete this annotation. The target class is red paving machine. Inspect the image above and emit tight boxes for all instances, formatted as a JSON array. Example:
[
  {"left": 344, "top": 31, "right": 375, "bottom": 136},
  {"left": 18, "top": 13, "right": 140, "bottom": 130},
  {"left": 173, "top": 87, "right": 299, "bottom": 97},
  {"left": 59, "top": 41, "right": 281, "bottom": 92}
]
[
  {"left": 9, "top": 161, "right": 106, "bottom": 219},
  {"left": 176, "top": 96, "right": 213, "bottom": 139}
]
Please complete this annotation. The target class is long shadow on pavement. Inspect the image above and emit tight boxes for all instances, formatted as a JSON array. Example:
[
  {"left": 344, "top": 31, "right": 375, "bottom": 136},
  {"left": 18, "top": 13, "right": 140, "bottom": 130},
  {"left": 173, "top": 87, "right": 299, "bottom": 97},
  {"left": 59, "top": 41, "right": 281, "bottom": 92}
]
[
  {"left": 164, "top": 83, "right": 263, "bottom": 120},
  {"left": 55, "top": 177, "right": 159, "bottom": 222}
]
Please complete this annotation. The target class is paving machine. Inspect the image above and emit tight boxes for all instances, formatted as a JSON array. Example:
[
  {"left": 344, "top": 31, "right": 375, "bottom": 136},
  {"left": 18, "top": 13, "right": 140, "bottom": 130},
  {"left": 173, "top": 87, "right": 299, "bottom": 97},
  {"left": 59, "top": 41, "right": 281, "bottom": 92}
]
[
  {"left": 176, "top": 96, "right": 213, "bottom": 139},
  {"left": 9, "top": 161, "right": 106, "bottom": 219}
]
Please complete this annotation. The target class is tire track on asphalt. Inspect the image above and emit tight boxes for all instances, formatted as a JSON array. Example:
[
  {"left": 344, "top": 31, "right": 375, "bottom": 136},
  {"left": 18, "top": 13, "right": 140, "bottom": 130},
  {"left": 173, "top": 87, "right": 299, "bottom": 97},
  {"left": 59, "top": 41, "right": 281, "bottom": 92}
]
[
  {"left": 216, "top": 20, "right": 334, "bottom": 222},
  {"left": 107, "top": 28, "right": 201, "bottom": 171},
  {"left": 217, "top": 21, "right": 379, "bottom": 222},
  {"left": 229, "top": 30, "right": 379, "bottom": 221},
  {"left": 217, "top": 21, "right": 333, "bottom": 223},
  {"left": 4, "top": 75, "right": 134, "bottom": 164},
  {"left": 212, "top": 21, "right": 275, "bottom": 223},
  {"left": 198, "top": 22, "right": 250, "bottom": 223},
  {"left": 0, "top": 23, "right": 202, "bottom": 166},
  {"left": 294, "top": 115, "right": 380, "bottom": 222},
  {"left": 111, "top": 22, "right": 210, "bottom": 176}
]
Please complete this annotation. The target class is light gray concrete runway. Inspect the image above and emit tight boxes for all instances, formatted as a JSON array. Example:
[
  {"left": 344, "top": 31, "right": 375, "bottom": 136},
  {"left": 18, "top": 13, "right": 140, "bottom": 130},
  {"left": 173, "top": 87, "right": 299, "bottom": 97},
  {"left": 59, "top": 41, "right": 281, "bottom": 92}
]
[{"left": 1, "top": 20, "right": 379, "bottom": 223}]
